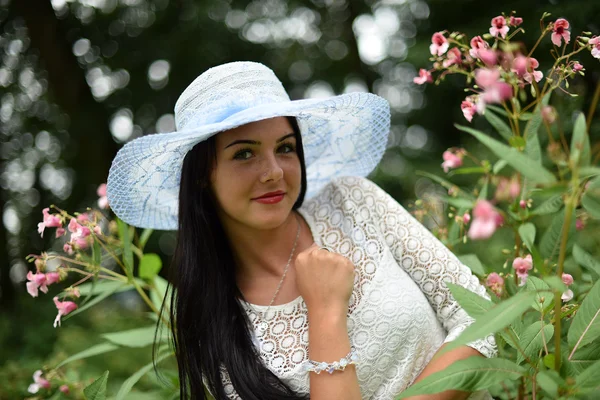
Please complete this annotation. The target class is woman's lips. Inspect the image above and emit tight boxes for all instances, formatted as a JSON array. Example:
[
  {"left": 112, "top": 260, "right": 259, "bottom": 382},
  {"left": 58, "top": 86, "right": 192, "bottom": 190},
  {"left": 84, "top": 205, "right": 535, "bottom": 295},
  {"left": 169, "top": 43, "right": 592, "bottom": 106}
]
[{"left": 254, "top": 194, "right": 285, "bottom": 204}]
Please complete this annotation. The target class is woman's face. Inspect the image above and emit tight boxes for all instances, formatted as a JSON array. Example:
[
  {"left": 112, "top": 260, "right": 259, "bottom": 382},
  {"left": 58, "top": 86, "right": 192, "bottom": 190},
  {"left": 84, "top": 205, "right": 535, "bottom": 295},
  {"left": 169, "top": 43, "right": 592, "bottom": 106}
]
[{"left": 210, "top": 117, "right": 302, "bottom": 231}]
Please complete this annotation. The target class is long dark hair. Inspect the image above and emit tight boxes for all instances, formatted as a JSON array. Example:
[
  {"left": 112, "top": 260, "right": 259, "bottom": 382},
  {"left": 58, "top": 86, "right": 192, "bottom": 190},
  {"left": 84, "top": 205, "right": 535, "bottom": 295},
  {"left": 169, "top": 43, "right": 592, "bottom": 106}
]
[{"left": 161, "top": 117, "right": 308, "bottom": 399}]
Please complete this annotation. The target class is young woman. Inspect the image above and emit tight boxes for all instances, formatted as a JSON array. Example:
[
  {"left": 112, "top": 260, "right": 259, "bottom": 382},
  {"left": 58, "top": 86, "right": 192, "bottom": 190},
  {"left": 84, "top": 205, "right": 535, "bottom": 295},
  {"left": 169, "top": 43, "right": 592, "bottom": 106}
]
[{"left": 107, "top": 62, "right": 497, "bottom": 400}]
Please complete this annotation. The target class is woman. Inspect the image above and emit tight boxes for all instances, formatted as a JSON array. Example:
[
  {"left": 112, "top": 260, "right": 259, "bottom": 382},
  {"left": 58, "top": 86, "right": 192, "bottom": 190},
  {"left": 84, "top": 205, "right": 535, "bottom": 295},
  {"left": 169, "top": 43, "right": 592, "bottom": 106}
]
[{"left": 107, "top": 62, "right": 497, "bottom": 399}]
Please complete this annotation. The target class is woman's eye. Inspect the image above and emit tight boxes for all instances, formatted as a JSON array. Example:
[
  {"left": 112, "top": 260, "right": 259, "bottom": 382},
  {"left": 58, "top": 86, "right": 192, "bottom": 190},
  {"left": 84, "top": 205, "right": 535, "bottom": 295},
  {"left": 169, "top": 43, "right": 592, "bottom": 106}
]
[
  {"left": 233, "top": 150, "right": 253, "bottom": 160},
  {"left": 278, "top": 143, "right": 295, "bottom": 153}
]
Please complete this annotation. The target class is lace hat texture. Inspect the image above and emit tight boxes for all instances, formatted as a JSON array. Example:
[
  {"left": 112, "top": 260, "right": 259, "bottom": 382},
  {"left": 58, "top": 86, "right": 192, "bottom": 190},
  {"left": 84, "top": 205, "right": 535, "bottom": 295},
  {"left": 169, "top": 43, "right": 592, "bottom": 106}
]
[{"left": 106, "top": 61, "right": 391, "bottom": 230}]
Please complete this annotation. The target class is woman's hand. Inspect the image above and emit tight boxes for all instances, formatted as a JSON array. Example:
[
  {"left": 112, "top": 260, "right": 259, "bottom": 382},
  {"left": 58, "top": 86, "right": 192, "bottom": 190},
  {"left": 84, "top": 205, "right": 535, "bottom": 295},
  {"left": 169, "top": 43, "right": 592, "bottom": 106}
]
[{"left": 295, "top": 243, "right": 355, "bottom": 317}]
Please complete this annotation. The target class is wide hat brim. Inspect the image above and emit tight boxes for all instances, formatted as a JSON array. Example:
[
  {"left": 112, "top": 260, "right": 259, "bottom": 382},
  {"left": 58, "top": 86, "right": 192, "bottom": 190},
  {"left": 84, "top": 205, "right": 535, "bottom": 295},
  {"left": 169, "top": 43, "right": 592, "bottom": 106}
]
[{"left": 107, "top": 92, "right": 390, "bottom": 230}]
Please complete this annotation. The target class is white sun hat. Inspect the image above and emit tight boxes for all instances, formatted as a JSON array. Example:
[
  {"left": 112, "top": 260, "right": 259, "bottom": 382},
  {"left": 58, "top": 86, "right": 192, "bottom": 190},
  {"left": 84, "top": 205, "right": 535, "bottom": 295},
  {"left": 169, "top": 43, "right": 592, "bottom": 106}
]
[{"left": 106, "top": 61, "right": 390, "bottom": 230}]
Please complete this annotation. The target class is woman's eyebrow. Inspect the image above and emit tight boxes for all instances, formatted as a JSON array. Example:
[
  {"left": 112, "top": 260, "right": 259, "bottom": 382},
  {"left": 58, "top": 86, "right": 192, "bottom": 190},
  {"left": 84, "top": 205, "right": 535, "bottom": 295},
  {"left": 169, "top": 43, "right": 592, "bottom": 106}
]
[{"left": 224, "top": 132, "right": 295, "bottom": 149}]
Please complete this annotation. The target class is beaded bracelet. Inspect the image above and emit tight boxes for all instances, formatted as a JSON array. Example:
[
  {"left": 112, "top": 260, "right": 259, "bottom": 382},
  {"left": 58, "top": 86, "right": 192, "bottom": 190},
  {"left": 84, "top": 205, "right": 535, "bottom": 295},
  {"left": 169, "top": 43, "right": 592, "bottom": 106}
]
[{"left": 303, "top": 348, "right": 359, "bottom": 374}]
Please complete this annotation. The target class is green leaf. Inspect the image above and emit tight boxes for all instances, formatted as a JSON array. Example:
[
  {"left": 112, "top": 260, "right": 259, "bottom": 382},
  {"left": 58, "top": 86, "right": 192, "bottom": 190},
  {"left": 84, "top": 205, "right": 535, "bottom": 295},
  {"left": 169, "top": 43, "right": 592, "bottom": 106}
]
[
  {"left": 448, "top": 166, "right": 488, "bottom": 176},
  {"left": 117, "top": 218, "right": 134, "bottom": 277},
  {"left": 455, "top": 124, "right": 556, "bottom": 185},
  {"left": 102, "top": 326, "right": 167, "bottom": 348},
  {"left": 526, "top": 276, "right": 553, "bottom": 312},
  {"left": 115, "top": 351, "right": 173, "bottom": 400},
  {"left": 65, "top": 282, "right": 127, "bottom": 319},
  {"left": 151, "top": 275, "right": 170, "bottom": 311},
  {"left": 574, "top": 359, "right": 600, "bottom": 394},
  {"left": 540, "top": 209, "right": 575, "bottom": 260},
  {"left": 509, "top": 136, "right": 526, "bottom": 149},
  {"left": 500, "top": 319, "right": 524, "bottom": 350},
  {"left": 445, "top": 282, "right": 493, "bottom": 319},
  {"left": 84, "top": 370, "right": 109, "bottom": 400},
  {"left": 582, "top": 177, "right": 600, "bottom": 219},
  {"left": 518, "top": 223, "right": 536, "bottom": 252},
  {"left": 542, "top": 276, "right": 567, "bottom": 293},
  {"left": 484, "top": 108, "right": 513, "bottom": 140},
  {"left": 457, "top": 254, "right": 486, "bottom": 276},
  {"left": 139, "top": 253, "right": 162, "bottom": 280},
  {"left": 530, "top": 194, "right": 563, "bottom": 216},
  {"left": 441, "top": 291, "right": 537, "bottom": 354},
  {"left": 570, "top": 112, "right": 591, "bottom": 168},
  {"left": 568, "top": 279, "right": 600, "bottom": 352},
  {"left": 573, "top": 245, "right": 600, "bottom": 277},
  {"left": 443, "top": 197, "right": 473, "bottom": 209},
  {"left": 522, "top": 93, "right": 550, "bottom": 165},
  {"left": 92, "top": 240, "right": 102, "bottom": 267},
  {"left": 580, "top": 166, "right": 600, "bottom": 178},
  {"left": 396, "top": 357, "right": 524, "bottom": 398},
  {"left": 536, "top": 370, "right": 560, "bottom": 397},
  {"left": 569, "top": 340, "right": 600, "bottom": 373},
  {"left": 493, "top": 160, "right": 508, "bottom": 174},
  {"left": 57, "top": 343, "right": 118, "bottom": 368},
  {"left": 516, "top": 321, "right": 554, "bottom": 364},
  {"left": 415, "top": 171, "right": 475, "bottom": 199},
  {"left": 139, "top": 228, "right": 153, "bottom": 250},
  {"left": 74, "top": 280, "right": 131, "bottom": 296}
]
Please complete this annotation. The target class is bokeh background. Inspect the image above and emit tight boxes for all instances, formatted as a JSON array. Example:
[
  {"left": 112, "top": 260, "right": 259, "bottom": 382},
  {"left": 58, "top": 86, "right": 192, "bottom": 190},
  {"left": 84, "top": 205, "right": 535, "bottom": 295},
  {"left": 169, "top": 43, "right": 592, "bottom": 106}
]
[{"left": 1, "top": 0, "right": 599, "bottom": 397}]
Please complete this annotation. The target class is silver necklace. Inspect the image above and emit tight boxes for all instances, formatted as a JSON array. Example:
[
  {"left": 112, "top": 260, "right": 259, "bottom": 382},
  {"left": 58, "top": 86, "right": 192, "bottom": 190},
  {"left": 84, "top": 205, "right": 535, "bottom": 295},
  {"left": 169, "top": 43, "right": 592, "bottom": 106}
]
[{"left": 253, "top": 215, "right": 301, "bottom": 337}]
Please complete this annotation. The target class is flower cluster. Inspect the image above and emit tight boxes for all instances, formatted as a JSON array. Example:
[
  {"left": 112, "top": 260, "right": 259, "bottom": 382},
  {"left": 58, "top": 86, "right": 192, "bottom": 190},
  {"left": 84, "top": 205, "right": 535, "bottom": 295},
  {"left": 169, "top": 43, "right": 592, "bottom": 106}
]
[
  {"left": 414, "top": 14, "right": 599, "bottom": 121},
  {"left": 467, "top": 200, "right": 503, "bottom": 240}
]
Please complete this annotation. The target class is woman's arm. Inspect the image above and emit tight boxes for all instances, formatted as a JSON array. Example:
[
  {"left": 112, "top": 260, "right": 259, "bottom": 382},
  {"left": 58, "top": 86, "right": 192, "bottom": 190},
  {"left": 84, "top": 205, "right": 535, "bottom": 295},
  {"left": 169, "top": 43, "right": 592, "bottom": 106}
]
[{"left": 404, "top": 343, "right": 484, "bottom": 400}]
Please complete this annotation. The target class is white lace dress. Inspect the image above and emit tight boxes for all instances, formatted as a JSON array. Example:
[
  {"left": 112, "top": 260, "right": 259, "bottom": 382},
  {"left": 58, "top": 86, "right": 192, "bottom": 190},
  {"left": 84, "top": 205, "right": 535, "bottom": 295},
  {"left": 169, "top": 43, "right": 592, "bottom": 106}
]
[{"left": 224, "top": 176, "right": 497, "bottom": 399}]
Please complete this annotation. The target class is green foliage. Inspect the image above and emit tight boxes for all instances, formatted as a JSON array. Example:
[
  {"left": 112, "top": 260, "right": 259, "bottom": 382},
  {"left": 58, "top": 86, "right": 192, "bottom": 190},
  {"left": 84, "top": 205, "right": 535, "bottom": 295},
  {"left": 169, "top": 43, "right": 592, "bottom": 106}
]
[
  {"left": 568, "top": 280, "right": 600, "bottom": 353},
  {"left": 83, "top": 371, "right": 109, "bottom": 400}
]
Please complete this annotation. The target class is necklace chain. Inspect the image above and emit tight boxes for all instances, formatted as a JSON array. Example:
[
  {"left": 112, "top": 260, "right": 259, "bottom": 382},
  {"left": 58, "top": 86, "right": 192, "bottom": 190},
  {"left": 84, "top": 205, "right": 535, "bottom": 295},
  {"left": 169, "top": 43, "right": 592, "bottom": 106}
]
[{"left": 254, "top": 215, "right": 301, "bottom": 333}]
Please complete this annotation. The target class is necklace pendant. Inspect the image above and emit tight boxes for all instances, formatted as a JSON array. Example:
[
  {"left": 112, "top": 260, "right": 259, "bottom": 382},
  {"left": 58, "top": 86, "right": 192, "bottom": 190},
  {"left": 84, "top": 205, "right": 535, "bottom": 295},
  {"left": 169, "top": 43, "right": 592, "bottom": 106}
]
[{"left": 256, "top": 321, "right": 268, "bottom": 336}]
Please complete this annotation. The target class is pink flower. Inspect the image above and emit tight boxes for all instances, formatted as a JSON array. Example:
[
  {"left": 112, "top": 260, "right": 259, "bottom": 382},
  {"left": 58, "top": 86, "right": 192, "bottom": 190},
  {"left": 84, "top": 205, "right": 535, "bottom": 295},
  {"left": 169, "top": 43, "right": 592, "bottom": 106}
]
[
  {"left": 478, "top": 49, "right": 497, "bottom": 67},
  {"left": 495, "top": 176, "right": 521, "bottom": 202},
  {"left": 541, "top": 105, "right": 557, "bottom": 124},
  {"left": 469, "top": 36, "right": 489, "bottom": 58},
  {"left": 430, "top": 32, "right": 449, "bottom": 56},
  {"left": 490, "top": 16, "right": 509, "bottom": 39},
  {"left": 93, "top": 225, "right": 102, "bottom": 235},
  {"left": 523, "top": 58, "right": 543, "bottom": 84},
  {"left": 519, "top": 199, "right": 527, "bottom": 209},
  {"left": 572, "top": 61, "right": 584, "bottom": 72},
  {"left": 55, "top": 227, "right": 66, "bottom": 238},
  {"left": 443, "top": 47, "right": 462, "bottom": 68},
  {"left": 68, "top": 218, "right": 91, "bottom": 243},
  {"left": 462, "top": 212, "right": 471, "bottom": 224},
  {"left": 562, "top": 289, "right": 574, "bottom": 302},
  {"left": 26, "top": 271, "right": 48, "bottom": 297},
  {"left": 562, "top": 273, "right": 574, "bottom": 286},
  {"left": 512, "top": 55, "right": 529, "bottom": 77},
  {"left": 60, "top": 385, "right": 70, "bottom": 394},
  {"left": 576, "top": 219, "right": 585, "bottom": 231},
  {"left": 485, "top": 272, "right": 504, "bottom": 297},
  {"left": 76, "top": 213, "right": 89, "bottom": 223},
  {"left": 475, "top": 69, "right": 513, "bottom": 112},
  {"left": 97, "top": 183, "right": 110, "bottom": 209},
  {"left": 468, "top": 200, "right": 502, "bottom": 240},
  {"left": 441, "top": 148, "right": 465, "bottom": 172},
  {"left": 509, "top": 16, "right": 523, "bottom": 27},
  {"left": 27, "top": 370, "right": 51, "bottom": 394},
  {"left": 45, "top": 272, "right": 61, "bottom": 285},
  {"left": 414, "top": 68, "right": 433, "bottom": 85},
  {"left": 37, "top": 208, "right": 62, "bottom": 238},
  {"left": 53, "top": 296, "right": 78, "bottom": 328},
  {"left": 551, "top": 19, "right": 570, "bottom": 47},
  {"left": 63, "top": 243, "right": 74, "bottom": 255},
  {"left": 590, "top": 36, "right": 600, "bottom": 59},
  {"left": 513, "top": 254, "right": 533, "bottom": 286},
  {"left": 461, "top": 96, "right": 478, "bottom": 122}
]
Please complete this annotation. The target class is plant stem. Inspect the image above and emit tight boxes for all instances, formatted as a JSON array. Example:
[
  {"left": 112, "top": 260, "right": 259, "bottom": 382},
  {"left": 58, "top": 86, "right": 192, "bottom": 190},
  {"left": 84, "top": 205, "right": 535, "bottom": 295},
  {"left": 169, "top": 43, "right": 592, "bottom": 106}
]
[
  {"left": 528, "top": 29, "right": 550, "bottom": 58},
  {"left": 586, "top": 80, "right": 600, "bottom": 132}
]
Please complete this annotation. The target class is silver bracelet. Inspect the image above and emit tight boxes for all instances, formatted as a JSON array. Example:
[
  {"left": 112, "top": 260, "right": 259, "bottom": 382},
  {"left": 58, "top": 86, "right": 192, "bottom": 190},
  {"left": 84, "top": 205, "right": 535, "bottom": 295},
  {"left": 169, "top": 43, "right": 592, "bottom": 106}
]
[{"left": 303, "top": 347, "right": 359, "bottom": 374}]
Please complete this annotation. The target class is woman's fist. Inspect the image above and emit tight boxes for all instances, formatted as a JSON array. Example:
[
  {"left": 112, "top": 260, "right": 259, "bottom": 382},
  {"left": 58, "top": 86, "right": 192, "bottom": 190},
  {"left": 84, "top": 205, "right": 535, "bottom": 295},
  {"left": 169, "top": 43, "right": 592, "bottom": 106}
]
[{"left": 294, "top": 243, "right": 355, "bottom": 317}]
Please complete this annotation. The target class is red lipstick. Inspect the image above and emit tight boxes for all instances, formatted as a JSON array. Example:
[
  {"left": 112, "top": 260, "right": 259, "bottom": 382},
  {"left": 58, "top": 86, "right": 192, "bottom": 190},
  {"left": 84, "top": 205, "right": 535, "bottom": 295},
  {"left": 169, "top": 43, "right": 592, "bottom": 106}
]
[{"left": 253, "top": 191, "right": 285, "bottom": 204}]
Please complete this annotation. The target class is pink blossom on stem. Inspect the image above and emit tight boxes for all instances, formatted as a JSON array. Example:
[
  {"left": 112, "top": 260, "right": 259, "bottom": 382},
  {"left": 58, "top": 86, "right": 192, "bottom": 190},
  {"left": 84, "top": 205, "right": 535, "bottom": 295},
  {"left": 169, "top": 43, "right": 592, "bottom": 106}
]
[
  {"left": 551, "top": 18, "right": 571, "bottom": 47},
  {"left": 55, "top": 227, "right": 66, "bottom": 238},
  {"left": 523, "top": 58, "right": 543, "bottom": 84},
  {"left": 442, "top": 47, "right": 462, "bottom": 68},
  {"left": 590, "top": 36, "right": 600, "bottom": 59},
  {"left": 541, "top": 105, "right": 557, "bottom": 124},
  {"left": 441, "top": 148, "right": 465, "bottom": 172},
  {"left": 97, "top": 183, "right": 110, "bottom": 209},
  {"left": 462, "top": 212, "right": 471, "bottom": 225},
  {"left": 576, "top": 218, "right": 585, "bottom": 231},
  {"left": 93, "top": 225, "right": 102, "bottom": 235},
  {"left": 60, "top": 385, "right": 70, "bottom": 394},
  {"left": 495, "top": 176, "right": 521, "bottom": 202},
  {"left": 28, "top": 370, "right": 51, "bottom": 394},
  {"left": 478, "top": 49, "right": 497, "bottom": 67},
  {"left": 414, "top": 68, "right": 433, "bottom": 85},
  {"left": 45, "top": 272, "right": 61, "bottom": 285},
  {"left": 76, "top": 213, "right": 89, "bottom": 223},
  {"left": 489, "top": 16, "right": 509, "bottom": 39},
  {"left": 519, "top": 199, "right": 527, "bottom": 209},
  {"left": 572, "top": 61, "right": 584, "bottom": 72},
  {"left": 513, "top": 254, "right": 533, "bottom": 286},
  {"left": 430, "top": 32, "right": 449, "bottom": 56},
  {"left": 68, "top": 218, "right": 91, "bottom": 244},
  {"left": 467, "top": 200, "right": 502, "bottom": 240},
  {"left": 485, "top": 272, "right": 504, "bottom": 297},
  {"left": 475, "top": 68, "right": 513, "bottom": 112},
  {"left": 63, "top": 243, "right": 74, "bottom": 255},
  {"left": 37, "top": 208, "right": 62, "bottom": 238},
  {"left": 53, "top": 296, "right": 78, "bottom": 328},
  {"left": 26, "top": 271, "right": 48, "bottom": 297},
  {"left": 509, "top": 16, "right": 523, "bottom": 27},
  {"left": 461, "top": 96, "right": 478, "bottom": 122},
  {"left": 562, "top": 273, "right": 574, "bottom": 286},
  {"left": 469, "top": 36, "right": 489, "bottom": 58}
]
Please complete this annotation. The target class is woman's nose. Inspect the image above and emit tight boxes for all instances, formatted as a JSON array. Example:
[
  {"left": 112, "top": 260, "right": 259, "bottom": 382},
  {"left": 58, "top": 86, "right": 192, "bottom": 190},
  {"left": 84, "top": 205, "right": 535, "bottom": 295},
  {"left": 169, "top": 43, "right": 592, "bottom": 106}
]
[{"left": 259, "top": 155, "right": 284, "bottom": 183}]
